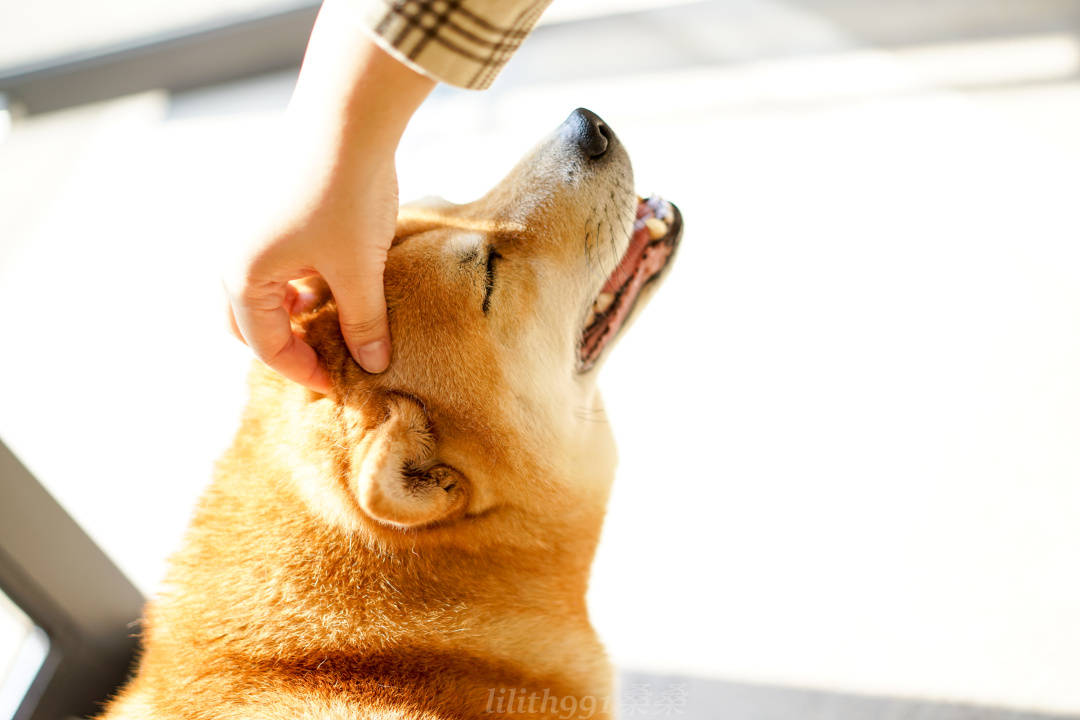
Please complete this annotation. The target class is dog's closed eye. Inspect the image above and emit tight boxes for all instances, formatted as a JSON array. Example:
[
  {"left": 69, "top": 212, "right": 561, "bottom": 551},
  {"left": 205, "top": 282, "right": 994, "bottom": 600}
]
[{"left": 482, "top": 248, "right": 502, "bottom": 314}]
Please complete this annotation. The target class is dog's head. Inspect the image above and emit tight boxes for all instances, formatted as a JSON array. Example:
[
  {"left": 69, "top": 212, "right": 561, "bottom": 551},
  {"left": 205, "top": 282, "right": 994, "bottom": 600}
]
[{"left": 289, "top": 109, "right": 682, "bottom": 539}]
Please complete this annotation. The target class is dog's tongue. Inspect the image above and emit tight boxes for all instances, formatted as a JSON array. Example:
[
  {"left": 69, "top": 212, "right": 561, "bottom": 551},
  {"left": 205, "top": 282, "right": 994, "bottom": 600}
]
[
  {"left": 601, "top": 218, "right": 654, "bottom": 294},
  {"left": 580, "top": 196, "right": 677, "bottom": 370},
  {"left": 600, "top": 196, "right": 670, "bottom": 293}
]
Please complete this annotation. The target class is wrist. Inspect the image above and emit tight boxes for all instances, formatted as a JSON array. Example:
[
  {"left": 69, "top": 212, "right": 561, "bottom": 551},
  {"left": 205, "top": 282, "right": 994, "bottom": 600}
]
[{"left": 346, "top": 35, "right": 436, "bottom": 148}]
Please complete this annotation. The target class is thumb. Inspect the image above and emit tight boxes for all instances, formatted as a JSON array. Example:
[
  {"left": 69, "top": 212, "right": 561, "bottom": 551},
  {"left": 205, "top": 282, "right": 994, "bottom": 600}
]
[{"left": 323, "top": 263, "right": 392, "bottom": 373}]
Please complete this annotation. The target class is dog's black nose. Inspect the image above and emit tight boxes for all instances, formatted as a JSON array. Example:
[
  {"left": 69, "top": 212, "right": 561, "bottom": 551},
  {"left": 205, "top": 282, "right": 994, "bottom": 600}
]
[{"left": 565, "top": 108, "right": 612, "bottom": 159}]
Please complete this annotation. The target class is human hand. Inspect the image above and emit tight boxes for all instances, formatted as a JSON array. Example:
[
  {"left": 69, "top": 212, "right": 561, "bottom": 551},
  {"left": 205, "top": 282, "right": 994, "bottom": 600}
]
[
  {"left": 224, "top": 147, "right": 400, "bottom": 394},
  {"left": 224, "top": 2, "right": 434, "bottom": 393}
]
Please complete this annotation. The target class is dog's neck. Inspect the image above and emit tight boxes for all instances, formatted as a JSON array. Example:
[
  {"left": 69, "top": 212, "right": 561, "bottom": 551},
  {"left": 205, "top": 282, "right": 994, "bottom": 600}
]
[{"left": 147, "top": 368, "right": 616, "bottom": 716}]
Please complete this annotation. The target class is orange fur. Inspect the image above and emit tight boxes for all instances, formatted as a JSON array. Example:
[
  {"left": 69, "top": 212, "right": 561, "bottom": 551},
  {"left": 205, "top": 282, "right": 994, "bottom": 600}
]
[{"left": 102, "top": 113, "right": 678, "bottom": 720}]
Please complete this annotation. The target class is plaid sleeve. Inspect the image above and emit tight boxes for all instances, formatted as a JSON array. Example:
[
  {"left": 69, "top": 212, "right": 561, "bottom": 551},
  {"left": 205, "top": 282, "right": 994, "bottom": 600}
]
[{"left": 360, "top": 0, "right": 553, "bottom": 90}]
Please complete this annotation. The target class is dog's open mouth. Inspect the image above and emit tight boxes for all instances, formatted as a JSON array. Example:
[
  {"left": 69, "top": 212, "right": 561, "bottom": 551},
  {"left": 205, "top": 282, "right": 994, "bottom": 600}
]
[{"left": 578, "top": 196, "right": 682, "bottom": 372}]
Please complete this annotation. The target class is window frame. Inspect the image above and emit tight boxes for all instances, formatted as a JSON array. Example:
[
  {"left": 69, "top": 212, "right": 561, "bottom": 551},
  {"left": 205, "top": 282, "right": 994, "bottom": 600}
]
[{"left": 0, "top": 440, "right": 144, "bottom": 720}]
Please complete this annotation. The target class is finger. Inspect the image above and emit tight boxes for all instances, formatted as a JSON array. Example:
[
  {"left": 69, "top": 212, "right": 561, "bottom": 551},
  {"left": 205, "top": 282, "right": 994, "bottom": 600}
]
[
  {"left": 322, "top": 263, "right": 391, "bottom": 373},
  {"left": 231, "top": 281, "right": 331, "bottom": 393}
]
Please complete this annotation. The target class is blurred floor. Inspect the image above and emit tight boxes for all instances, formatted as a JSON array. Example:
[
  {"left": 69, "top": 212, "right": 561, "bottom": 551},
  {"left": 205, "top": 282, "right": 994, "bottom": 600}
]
[
  {"left": 1, "top": 0, "right": 1079, "bottom": 716},
  {"left": 616, "top": 672, "right": 1079, "bottom": 720}
]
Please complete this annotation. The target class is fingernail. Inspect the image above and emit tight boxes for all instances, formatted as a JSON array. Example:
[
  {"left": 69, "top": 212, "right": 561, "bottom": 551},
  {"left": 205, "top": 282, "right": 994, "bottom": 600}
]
[{"left": 356, "top": 340, "right": 390, "bottom": 373}]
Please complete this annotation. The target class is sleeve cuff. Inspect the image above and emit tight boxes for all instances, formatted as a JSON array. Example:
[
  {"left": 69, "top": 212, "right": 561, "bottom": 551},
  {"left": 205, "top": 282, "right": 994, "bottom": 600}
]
[{"left": 360, "top": 0, "right": 551, "bottom": 90}]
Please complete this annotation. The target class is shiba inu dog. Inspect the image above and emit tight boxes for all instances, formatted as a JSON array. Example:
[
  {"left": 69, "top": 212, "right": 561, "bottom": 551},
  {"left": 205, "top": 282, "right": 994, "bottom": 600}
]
[{"left": 102, "top": 108, "right": 682, "bottom": 720}]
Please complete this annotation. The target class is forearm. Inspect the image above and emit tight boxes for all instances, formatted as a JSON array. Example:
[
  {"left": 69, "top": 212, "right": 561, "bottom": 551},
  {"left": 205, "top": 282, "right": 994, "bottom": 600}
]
[{"left": 288, "top": 0, "right": 437, "bottom": 173}]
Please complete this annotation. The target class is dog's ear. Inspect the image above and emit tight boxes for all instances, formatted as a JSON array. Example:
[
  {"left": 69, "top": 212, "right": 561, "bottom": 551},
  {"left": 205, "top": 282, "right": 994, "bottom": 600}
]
[{"left": 349, "top": 394, "right": 469, "bottom": 529}]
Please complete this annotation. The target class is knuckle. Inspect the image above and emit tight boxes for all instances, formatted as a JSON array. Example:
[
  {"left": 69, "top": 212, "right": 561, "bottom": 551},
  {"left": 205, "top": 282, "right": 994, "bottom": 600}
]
[
  {"left": 258, "top": 335, "right": 298, "bottom": 366},
  {"left": 340, "top": 315, "right": 386, "bottom": 337}
]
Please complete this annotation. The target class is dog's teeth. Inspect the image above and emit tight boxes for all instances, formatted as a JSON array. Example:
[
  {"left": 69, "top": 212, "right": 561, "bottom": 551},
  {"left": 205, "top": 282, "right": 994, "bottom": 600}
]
[
  {"left": 644, "top": 217, "right": 667, "bottom": 240},
  {"left": 586, "top": 309, "right": 597, "bottom": 326},
  {"left": 595, "top": 292, "right": 615, "bottom": 313}
]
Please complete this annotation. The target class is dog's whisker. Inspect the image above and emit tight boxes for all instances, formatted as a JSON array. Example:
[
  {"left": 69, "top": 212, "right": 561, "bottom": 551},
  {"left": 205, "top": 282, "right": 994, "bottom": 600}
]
[
  {"left": 601, "top": 205, "right": 629, "bottom": 288},
  {"left": 592, "top": 205, "right": 604, "bottom": 275},
  {"left": 608, "top": 222, "right": 622, "bottom": 285},
  {"left": 594, "top": 218, "right": 609, "bottom": 278},
  {"left": 584, "top": 209, "right": 600, "bottom": 275}
]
